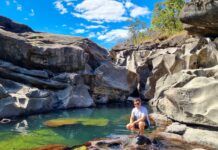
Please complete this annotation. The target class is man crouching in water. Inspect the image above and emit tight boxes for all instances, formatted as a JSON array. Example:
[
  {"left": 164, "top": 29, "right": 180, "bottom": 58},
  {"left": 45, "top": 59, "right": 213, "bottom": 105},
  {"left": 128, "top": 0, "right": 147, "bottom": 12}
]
[{"left": 126, "top": 98, "right": 150, "bottom": 135}]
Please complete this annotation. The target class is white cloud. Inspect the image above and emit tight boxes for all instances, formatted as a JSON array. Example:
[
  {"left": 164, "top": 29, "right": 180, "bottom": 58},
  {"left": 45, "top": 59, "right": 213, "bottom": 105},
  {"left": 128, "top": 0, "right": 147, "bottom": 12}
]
[
  {"left": 63, "top": 0, "right": 75, "bottom": 6},
  {"left": 92, "top": 20, "right": 104, "bottom": 24},
  {"left": 87, "top": 25, "right": 107, "bottom": 29},
  {"left": 88, "top": 32, "right": 96, "bottom": 38},
  {"left": 130, "top": 6, "right": 150, "bottom": 18},
  {"left": 54, "top": 1, "right": 68, "bottom": 14},
  {"left": 73, "top": 0, "right": 127, "bottom": 23},
  {"left": 29, "top": 9, "right": 35, "bottom": 16},
  {"left": 66, "top": 2, "right": 73, "bottom": 6},
  {"left": 98, "top": 29, "right": 129, "bottom": 42},
  {"left": 75, "top": 29, "right": 86, "bottom": 34},
  {"left": 17, "top": 5, "right": 22, "bottom": 11},
  {"left": 62, "top": 24, "right": 67, "bottom": 27},
  {"left": 125, "top": 1, "right": 134, "bottom": 9},
  {"left": 81, "top": 24, "right": 107, "bottom": 29},
  {"left": 125, "top": 0, "right": 151, "bottom": 18},
  {"left": 96, "top": 32, "right": 101, "bottom": 36},
  {"left": 24, "top": 18, "right": 29, "bottom": 20},
  {"left": 6, "top": 0, "right": 10, "bottom": 6}
]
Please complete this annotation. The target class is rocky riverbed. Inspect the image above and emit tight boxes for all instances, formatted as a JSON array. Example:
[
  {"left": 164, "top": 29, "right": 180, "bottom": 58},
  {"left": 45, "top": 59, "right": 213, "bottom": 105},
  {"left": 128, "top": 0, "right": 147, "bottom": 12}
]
[
  {"left": 1, "top": 0, "right": 218, "bottom": 149},
  {"left": 0, "top": 15, "right": 137, "bottom": 118}
]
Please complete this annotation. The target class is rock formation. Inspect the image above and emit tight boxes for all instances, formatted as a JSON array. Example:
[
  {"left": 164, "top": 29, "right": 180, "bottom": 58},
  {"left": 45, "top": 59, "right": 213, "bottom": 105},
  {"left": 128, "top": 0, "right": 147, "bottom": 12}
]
[
  {"left": 0, "top": 16, "right": 137, "bottom": 118},
  {"left": 180, "top": 0, "right": 218, "bottom": 36},
  {"left": 113, "top": 34, "right": 218, "bottom": 130},
  {"left": 1, "top": 0, "right": 218, "bottom": 147},
  {"left": 111, "top": 1, "right": 218, "bottom": 148},
  {"left": 112, "top": 30, "right": 218, "bottom": 129}
]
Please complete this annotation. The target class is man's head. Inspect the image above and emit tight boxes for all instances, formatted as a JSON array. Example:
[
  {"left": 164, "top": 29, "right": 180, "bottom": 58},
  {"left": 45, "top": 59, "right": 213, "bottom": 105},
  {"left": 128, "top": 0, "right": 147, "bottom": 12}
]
[{"left": 134, "top": 98, "right": 141, "bottom": 108}]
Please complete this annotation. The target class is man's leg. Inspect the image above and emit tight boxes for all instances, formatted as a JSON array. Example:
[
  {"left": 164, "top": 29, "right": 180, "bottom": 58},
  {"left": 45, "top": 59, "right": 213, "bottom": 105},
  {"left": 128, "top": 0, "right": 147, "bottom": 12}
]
[
  {"left": 138, "top": 121, "right": 146, "bottom": 135},
  {"left": 126, "top": 123, "right": 134, "bottom": 131},
  {"left": 126, "top": 123, "right": 140, "bottom": 133}
]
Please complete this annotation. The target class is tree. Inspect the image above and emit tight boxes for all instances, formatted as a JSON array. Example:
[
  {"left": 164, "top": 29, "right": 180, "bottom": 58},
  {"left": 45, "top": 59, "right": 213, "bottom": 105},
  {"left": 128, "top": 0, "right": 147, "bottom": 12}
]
[
  {"left": 128, "top": 18, "right": 147, "bottom": 45},
  {"left": 152, "top": 0, "right": 185, "bottom": 34}
]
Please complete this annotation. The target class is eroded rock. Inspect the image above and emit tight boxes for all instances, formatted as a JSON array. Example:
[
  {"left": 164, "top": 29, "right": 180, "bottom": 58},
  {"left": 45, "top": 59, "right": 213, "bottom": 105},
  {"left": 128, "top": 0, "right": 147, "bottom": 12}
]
[
  {"left": 157, "top": 69, "right": 218, "bottom": 127},
  {"left": 180, "top": 0, "right": 218, "bottom": 36},
  {"left": 93, "top": 63, "right": 137, "bottom": 101},
  {"left": 0, "top": 16, "right": 108, "bottom": 72}
]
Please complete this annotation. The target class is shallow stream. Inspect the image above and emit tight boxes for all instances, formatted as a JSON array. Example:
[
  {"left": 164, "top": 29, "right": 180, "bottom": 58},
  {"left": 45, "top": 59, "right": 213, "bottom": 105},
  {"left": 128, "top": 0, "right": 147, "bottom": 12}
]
[{"left": 0, "top": 103, "right": 153, "bottom": 150}]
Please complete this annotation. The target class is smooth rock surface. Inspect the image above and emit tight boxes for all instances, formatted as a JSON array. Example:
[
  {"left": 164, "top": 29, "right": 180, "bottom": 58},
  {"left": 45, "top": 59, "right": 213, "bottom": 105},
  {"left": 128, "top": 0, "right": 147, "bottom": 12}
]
[
  {"left": 180, "top": 0, "right": 218, "bottom": 36},
  {"left": 0, "top": 16, "right": 108, "bottom": 72},
  {"left": 0, "top": 78, "right": 94, "bottom": 118},
  {"left": 157, "top": 72, "right": 218, "bottom": 127},
  {"left": 183, "top": 127, "right": 218, "bottom": 149},
  {"left": 93, "top": 63, "right": 137, "bottom": 101},
  {"left": 165, "top": 122, "right": 187, "bottom": 135}
]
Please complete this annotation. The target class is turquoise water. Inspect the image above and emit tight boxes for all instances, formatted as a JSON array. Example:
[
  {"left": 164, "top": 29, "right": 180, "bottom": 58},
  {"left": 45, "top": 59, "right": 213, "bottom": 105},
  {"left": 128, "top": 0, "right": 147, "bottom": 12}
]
[{"left": 0, "top": 104, "right": 152, "bottom": 150}]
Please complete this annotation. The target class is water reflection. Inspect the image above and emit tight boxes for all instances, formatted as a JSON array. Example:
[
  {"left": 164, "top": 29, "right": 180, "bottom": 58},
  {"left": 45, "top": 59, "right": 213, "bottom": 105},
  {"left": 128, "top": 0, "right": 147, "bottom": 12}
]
[
  {"left": 14, "top": 120, "right": 28, "bottom": 135},
  {"left": 0, "top": 104, "right": 134, "bottom": 147}
]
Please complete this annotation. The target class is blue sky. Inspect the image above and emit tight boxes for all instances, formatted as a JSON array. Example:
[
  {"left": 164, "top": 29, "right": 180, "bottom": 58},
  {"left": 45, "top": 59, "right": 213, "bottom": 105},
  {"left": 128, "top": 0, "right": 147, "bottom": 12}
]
[{"left": 0, "top": 0, "right": 162, "bottom": 49}]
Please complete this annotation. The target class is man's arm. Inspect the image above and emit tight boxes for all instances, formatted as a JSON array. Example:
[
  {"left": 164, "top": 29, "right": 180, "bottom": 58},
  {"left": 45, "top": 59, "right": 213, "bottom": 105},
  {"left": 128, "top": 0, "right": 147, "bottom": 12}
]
[
  {"left": 132, "top": 115, "right": 145, "bottom": 124},
  {"left": 130, "top": 113, "right": 134, "bottom": 123}
]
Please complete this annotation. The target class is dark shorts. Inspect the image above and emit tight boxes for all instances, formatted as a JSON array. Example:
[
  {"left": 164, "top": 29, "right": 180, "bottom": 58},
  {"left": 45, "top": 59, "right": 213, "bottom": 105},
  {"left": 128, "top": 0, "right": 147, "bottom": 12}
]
[
  {"left": 134, "top": 123, "right": 140, "bottom": 129},
  {"left": 133, "top": 117, "right": 149, "bottom": 129}
]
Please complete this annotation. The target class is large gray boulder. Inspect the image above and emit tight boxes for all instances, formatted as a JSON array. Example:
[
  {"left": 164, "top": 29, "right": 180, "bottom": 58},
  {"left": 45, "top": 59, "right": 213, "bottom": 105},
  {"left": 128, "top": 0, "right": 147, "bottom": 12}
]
[
  {"left": 180, "top": 0, "right": 218, "bottom": 36},
  {"left": 0, "top": 16, "right": 108, "bottom": 72},
  {"left": 111, "top": 34, "right": 191, "bottom": 100},
  {"left": 93, "top": 63, "right": 138, "bottom": 101},
  {"left": 154, "top": 66, "right": 218, "bottom": 127},
  {"left": 183, "top": 127, "right": 218, "bottom": 149},
  {"left": 163, "top": 122, "right": 218, "bottom": 149},
  {"left": 0, "top": 75, "right": 94, "bottom": 118}
]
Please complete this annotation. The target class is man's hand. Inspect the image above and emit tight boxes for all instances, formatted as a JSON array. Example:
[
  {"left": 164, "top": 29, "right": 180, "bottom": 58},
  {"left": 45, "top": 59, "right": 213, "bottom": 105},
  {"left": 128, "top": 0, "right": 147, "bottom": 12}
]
[{"left": 129, "top": 122, "right": 135, "bottom": 128}]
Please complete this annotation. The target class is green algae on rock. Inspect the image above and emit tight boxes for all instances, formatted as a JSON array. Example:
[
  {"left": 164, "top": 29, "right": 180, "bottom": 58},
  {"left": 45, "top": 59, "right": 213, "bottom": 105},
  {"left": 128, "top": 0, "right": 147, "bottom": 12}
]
[
  {"left": 44, "top": 118, "right": 109, "bottom": 127},
  {"left": 44, "top": 119, "right": 80, "bottom": 127},
  {"left": 0, "top": 129, "right": 74, "bottom": 150}
]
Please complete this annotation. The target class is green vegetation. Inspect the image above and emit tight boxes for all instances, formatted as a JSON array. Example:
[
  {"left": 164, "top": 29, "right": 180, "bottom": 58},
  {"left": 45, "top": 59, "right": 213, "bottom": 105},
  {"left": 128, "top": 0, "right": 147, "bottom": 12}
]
[
  {"left": 128, "top": 0, "right": 185, "bottom": 45},
  {"left": 152, "top": 0, "right": 185, "bottom": 33},
  {"left": 0, "top": 129, "right": 73, "bottom": 150},
  {"left": 44, "top": 118, "right": 109, "bottom": 127}
]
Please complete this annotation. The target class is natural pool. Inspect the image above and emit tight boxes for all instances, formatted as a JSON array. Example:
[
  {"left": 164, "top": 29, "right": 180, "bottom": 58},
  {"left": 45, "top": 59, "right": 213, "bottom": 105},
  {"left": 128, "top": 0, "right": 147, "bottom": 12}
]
[{"left": 0, "top": 103, "right": 153, "bottom": 150}]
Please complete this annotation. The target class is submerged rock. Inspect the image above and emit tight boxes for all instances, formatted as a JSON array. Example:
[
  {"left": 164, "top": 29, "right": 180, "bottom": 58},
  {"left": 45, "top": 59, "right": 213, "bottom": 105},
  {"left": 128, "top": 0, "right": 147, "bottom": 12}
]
[{"left": 44, "top": 118, "right": 109, "bottom": 127}]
